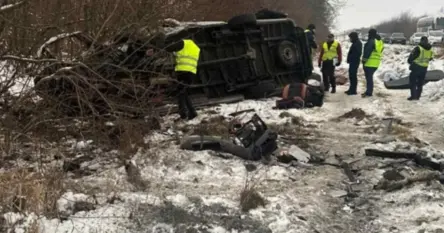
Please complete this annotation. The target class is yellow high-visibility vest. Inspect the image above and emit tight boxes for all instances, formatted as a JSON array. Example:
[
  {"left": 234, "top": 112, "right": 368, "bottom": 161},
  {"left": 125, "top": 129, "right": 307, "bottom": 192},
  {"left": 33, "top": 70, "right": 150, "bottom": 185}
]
[
  {"left": 364, "top": 39, "right": 383, "bottom": 68},
  {"left": 321, "top": 40, "right": 339, "bottom": 61},
  {"left": 413, "top": 46, "right": 433, "bottom": 67},
  {"left": 175, "top": 39, "right": 200, "bottom": 74}
]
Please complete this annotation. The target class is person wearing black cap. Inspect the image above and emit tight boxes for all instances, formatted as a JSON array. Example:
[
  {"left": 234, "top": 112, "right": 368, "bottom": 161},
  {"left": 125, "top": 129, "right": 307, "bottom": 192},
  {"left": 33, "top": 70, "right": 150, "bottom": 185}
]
[
  {"left": 362, "top": 28, "right": 384, "bottom": 98},
  {"left": 318, "top": 33, "right": 342, "bottom": 93},
  {"left": 345, "top": 31, "right": 362, "bottom": 95},
  {"left": 407, "top": 36, "right": 433, "bottom": 100},
  {"left": 305, "top": 24, "right": 318, "bottom": 58}
]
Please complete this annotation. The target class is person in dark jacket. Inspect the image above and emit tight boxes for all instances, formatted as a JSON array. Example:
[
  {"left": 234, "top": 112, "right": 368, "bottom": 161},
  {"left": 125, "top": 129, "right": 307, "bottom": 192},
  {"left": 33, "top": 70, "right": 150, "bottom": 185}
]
[
  {"left": 318, "top": 34, "right": 342, "bottom": 93},
  {"left": 305, "top": 24, "right": 318, "bottom": 58},
  {"left": 361, "top": 28, "right": 384, "bottom": 97},
  {"left": 407, "top": 36, "right": 434, "bottom": 100},
  {"left": 345, "top": 31, "right": 362, "bottom": 95}
]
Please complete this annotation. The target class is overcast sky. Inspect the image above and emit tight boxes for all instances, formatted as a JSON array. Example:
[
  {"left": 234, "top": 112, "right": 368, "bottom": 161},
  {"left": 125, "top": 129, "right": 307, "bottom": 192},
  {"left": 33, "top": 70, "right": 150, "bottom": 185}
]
[{"left": 336, "top": 0, "right": 444, "bottom": 31}]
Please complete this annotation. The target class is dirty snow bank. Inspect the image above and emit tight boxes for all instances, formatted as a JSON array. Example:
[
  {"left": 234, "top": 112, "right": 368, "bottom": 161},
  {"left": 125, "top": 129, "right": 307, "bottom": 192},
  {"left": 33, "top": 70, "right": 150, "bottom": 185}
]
[
  {"left": 2, "top": 146, "right": 342, "bottom": 233},
  {"left": 422, "top": 79, "right": 444, "bottom": 101}
]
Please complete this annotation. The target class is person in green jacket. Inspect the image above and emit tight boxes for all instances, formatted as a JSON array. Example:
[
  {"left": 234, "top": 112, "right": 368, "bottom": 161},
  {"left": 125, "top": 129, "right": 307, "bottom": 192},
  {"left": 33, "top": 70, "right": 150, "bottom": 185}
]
[
  {"left": 361, "top": 28, "right": 384, "bottom": 98},
  {"left": 407, "top": 36, "right": 433, "bottom": 100}
]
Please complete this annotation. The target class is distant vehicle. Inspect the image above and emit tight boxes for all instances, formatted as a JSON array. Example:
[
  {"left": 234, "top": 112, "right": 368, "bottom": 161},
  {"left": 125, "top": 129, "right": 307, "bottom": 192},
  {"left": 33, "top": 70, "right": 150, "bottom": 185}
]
[
  {"left": 379, "top": 33, "right": 390, "bottom": 43},
  {"left": 409, "top": 32, "right": 428, "bottom": 45},
  {"left": 417, "top": 15, "right": 444, "bottom": 32},
  {"left": 390, "top": 32, "right": 407, "bottom": 44},
  {"left": 360, "top": 33, "right": 368, "bottom": 41},
  {"left": 428, "top": 30, "right": 444, "bottom": 45}
]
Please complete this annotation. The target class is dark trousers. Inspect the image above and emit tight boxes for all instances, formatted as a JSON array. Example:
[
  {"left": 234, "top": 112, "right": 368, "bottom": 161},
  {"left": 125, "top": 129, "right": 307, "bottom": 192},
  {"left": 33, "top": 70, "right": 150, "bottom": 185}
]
[
  {"left": 175, "top": 71, "right": 197, "bottom": 120},
  {"left": 321, "top": 60, "right": 335, "bottom": 91},
  {"left": 347, "top": 63, "right": 359, "bottom": 94},
  {"left": 409, "top": 65, "right": 427, "bottom": 99},
  {"left": 363, "top": 66, "right": 377, "bottom": 96}
]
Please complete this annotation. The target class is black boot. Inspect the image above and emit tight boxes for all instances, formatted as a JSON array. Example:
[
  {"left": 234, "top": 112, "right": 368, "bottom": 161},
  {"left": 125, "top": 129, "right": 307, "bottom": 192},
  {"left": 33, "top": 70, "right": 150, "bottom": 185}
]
[
  {"left": 184, "top": 96, "right": 197, "bottom": 120},
  {"left": 331, "top": 87, "right": 336, "bottom": 93},
  {"left": 177, "top": 98, "right": 188, "bottom": 119}
]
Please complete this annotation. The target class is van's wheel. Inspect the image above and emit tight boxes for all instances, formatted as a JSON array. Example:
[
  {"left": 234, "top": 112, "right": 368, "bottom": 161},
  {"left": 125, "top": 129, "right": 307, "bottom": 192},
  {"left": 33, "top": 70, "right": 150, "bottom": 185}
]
[
  {"left": 227, "top": 14, "right": 257, "bottom": 27},
  {"left": 276, "top": 40, "right": 298, "bottom": 68}
]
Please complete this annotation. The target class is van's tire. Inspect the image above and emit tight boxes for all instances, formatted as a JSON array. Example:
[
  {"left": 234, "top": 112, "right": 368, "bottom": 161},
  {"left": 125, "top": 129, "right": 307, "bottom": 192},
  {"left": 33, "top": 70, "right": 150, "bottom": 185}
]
[
  {"left": 227, "top": 14, "right": 257, "bottom": 27},
  {"left": 276, "top": 40, "right": 298, "bottom": 68}
]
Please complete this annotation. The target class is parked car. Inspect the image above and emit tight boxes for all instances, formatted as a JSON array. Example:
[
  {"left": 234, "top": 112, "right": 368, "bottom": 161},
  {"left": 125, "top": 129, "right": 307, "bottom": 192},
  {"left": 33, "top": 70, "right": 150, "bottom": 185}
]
[
  {"left": 33, "top": 11, "right": 314, "bottom": 116},
  {"left": 390, "top": 32, "right": 407, "bottom": 44},
  {"left": 428, "top": 30, "right": 444, "bottom": 45},
  {"left": 379, "top": 33, "right": 390, "bottom": 43},
  {"left": 410, "top": 32, "right": 428, "bottom": 45}
]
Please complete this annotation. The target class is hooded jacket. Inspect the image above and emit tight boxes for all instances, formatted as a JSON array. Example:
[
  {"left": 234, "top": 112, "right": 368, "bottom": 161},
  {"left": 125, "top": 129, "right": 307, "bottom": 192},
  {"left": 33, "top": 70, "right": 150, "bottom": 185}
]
[
  {"left": 407, "top": 41, "right": 432, "bottom": 65},
  {"left": 347, "top": 32, "right": 362, "bottom": 65},
  {"left": 305, "top": 29, "right": 318, "bottom": 50},
  {"left": 363, "top": 32, "right": 383, "bottom": 63}
]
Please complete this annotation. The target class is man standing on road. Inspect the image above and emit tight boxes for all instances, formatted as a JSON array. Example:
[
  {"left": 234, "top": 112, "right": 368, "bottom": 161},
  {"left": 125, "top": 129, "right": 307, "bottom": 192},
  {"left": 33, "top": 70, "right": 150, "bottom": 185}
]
[
  {"left": 305, "top": 24, "right": 318, "bottom": 60},
  {"left": 158, "top": 35, "right": 200, "bottom": 120},
  {"left": 362, "top": 28, "right": 384, "bottom": 98},
  {"left": 345, "top": 31, "right": 362, "bottom": 95},
  {"left": 407, "top": 36, "right": 433, "bottom": 101},
  {"left": 318, "top": 34, "right": 342, "bottom": 93}
]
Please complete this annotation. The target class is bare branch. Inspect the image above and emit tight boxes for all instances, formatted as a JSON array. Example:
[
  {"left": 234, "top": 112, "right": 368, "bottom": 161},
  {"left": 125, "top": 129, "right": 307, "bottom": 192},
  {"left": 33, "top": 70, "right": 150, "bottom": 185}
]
[{"left": 0, "top": 1, "right": 25, "bottom": 13}]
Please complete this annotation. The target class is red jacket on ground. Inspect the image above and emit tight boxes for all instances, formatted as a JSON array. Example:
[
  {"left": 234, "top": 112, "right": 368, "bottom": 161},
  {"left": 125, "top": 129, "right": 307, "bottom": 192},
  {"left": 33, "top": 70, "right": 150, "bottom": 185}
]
[{"left": 318, "top": 41, "right": 342, "bottom": 66}]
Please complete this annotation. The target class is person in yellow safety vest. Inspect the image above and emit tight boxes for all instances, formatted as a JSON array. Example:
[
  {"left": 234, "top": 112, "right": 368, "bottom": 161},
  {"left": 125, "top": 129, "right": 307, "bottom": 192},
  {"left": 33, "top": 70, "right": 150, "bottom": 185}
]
[
  {"left": 318, "top": 34, "right": 342, "bottom": 93},
  {"left": 361, "top": 28, "right": 384, "bottom": 98},
  {"left": 305, "top": 24, "right": 318, "bottom": 61},
  {"left": 163, "top": 38, "right": 201, "bottom": 120},
  {"left": 407, "top": 36, "right": 433, "bottom": 101}
]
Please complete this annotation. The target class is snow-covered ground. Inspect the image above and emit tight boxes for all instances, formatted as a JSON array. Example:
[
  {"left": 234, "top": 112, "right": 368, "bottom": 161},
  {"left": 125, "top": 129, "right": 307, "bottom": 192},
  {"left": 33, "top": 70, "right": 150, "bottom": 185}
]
[
  {"left": 2, "top": 41, "right": 444, "bottom": 233},
  {"left": 0, "top": 61, "right": 34, "bottom": 95}
]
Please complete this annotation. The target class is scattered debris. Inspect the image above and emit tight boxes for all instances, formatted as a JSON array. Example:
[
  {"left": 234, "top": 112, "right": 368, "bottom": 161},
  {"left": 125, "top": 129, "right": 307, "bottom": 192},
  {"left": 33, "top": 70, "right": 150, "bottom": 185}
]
[
  {"left": 229, "top": 109, "right": 255, "bottom": 117},
  {"left": 124, "top": 160, "right": 149, "bottom": 191},
  {"left": 278, "top": 145, "right": 311, "bottom": 163},
  {"left": 240, "top": 188, "right": 266, "bottom": 212},
  {"left": 383, "top": 169, "right": 405, "bottom": 181},
  {"left": 336, "top": 108, "right": 368, "bottom": 121},
  {"left": 365, "top": 148, "right": 444, "bottom": 171},
  {"left": 375, "top": 171, "right": 443, "bottom": 192},
  {"left": 181, "top": 114, "right": 278, "bottom": 161}
]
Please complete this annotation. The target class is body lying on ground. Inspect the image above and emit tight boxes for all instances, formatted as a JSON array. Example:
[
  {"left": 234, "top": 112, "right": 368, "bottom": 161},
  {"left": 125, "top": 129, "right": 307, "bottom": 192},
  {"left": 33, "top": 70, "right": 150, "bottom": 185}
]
[{"left": 275, "top": 82, "right": 324, "bottom": 109}]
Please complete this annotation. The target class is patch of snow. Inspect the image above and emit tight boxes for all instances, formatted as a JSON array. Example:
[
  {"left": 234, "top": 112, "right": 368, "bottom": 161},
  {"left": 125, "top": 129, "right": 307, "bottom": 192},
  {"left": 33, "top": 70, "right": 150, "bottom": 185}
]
[
  {"left": 3, "top": 212, "right": 25, "bottom": 226},
  {"left": 57, "top": 191, "right": 92, "bottom": 215},
  {"left": 307, "top": 79, "right": 321, "bottom": 86},
  {"left": 0, "top": 61, "right": 34, "bottom": 96},
  {"left": 36, "top": 31, "right": 82, "bottom": 58},
  {"left": 71, "top": 140, "right": 94, "bottom": 150},
  {"left": 423, "top": 79, "right": 444, "bottom": 101}
]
